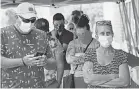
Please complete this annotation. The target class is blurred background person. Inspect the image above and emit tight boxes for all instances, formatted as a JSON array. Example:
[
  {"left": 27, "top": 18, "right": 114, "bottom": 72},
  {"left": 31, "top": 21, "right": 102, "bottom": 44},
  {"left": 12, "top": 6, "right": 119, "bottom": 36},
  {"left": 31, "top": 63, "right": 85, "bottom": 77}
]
[
  {"left": 51, "top": 13, "right": 74, "bottom": 87},
  {"left": 66, "top": 22, "right": 77, "bottom": 39},
  {"left": 71, "top": 10, "right": 83, "bottom": 25},
  {"left": 1, "top": 9, "right": 18, "bottom": 28},
  {"left": 34, "top": 18, "right": 49, "bottom": 33}
]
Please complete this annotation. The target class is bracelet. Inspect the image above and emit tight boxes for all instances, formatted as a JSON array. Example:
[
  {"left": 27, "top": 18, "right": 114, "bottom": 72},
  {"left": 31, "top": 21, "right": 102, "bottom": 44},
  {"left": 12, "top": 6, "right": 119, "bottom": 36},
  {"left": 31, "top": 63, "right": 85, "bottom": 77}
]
[{"left": 22, "top": 58, "right": 26, "bottom": 66}]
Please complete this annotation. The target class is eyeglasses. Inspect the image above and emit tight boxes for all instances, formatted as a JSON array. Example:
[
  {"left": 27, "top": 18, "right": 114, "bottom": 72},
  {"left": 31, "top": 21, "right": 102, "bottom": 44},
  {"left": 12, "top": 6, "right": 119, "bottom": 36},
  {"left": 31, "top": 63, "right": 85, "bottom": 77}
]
[{"left": 19, "top": 16, "right": 36, "bottom": 23}]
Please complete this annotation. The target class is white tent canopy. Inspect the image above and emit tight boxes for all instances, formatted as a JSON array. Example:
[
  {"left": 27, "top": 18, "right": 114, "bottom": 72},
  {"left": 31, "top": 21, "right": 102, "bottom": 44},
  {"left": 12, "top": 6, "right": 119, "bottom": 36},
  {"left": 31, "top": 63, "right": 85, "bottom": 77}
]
[{"left": 1, "top": 0, "right": 120, "bottom": 8}]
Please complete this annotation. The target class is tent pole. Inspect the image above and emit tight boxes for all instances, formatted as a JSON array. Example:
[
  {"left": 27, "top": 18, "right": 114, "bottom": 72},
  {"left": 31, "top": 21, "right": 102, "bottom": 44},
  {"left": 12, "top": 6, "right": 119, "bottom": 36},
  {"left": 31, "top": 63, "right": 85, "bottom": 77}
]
[
  {"left": 131, "top": 0, "right": 139, "bottom": 50},
  {"left": 118, "top": 3, "right": 130, "bottom": 52},
  {"left": 122, "top": 1, "right": 138, "bottom": 56},
  {"left": 121, "top": 2, "right": 133, "bottom": 54}
]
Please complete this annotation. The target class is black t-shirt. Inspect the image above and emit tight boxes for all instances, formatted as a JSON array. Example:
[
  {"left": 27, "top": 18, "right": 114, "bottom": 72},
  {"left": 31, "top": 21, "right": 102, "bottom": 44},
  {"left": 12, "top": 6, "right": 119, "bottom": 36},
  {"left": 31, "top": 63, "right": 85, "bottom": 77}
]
[{"left": 56, "top": 29, "right": 74, "bottom": 70}]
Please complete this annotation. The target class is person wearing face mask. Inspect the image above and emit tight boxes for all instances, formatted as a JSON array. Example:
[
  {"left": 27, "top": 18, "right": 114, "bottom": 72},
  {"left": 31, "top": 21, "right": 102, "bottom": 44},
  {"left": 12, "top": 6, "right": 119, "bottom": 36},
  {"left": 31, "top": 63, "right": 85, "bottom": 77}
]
[
  {"left": 1, "top": 2, "right": 54, "bottom": 88},
  {"left": 82, "top": 20, "right": 130, "bottom": 88},
  {"left": 66, "top": 14, "right": 99, "bottom": 88},
  {"left": 51, "top": 13, "right": 74, "bottom": 87}
]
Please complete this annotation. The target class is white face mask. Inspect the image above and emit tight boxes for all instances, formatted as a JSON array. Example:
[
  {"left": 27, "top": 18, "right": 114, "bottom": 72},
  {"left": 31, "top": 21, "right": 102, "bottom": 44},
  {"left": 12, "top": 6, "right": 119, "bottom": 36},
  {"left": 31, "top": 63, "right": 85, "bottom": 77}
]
[
  {"left": 19, "top": 21, "right": 32, "bottom": 34},
  {"left": 98, "top": 35, "right": 113, "bottom": 48}
]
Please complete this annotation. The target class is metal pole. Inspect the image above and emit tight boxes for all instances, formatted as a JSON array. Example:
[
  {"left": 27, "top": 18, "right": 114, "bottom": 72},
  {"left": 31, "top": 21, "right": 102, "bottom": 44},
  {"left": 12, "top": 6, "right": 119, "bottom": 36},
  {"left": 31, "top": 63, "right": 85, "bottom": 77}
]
[{"left": 122, "top": 1, "right": 138, "bottom": 56}]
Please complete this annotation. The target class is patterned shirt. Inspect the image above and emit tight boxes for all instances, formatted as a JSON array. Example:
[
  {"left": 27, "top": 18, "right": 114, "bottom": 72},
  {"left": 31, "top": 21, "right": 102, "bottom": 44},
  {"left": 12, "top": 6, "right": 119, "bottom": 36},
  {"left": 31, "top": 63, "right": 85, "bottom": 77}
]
[
  {"left": 85, "top": 49, "right": 128, "bottom": 75},
  {"left": 1, "top": 25, "right": 51, "bottom": 88},
  {"left": 83, "top": 49, "right": 128, "bottom": 88}
]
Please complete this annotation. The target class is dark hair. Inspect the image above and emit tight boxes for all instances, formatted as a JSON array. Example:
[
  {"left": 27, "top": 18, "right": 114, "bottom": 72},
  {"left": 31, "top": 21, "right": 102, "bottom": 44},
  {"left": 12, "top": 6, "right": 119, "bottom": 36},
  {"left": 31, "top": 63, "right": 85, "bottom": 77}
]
[
  {"left": 76, "top": 14, "right": 90, "bottom": 31},
  {"left": 71, "top": 10, "right": 83, "bottom": 25},
  {"left": 34, "top": 18, "right": 49, "bottom": 32},
  {"left": 53, "top": 13, "right": 65, "bottom": 21},
  {"left": 72, "top": 10, "right": 81, "bottom": 16},
  {"left": 72, "top": 16, "right": 79, "bottom": 24}
]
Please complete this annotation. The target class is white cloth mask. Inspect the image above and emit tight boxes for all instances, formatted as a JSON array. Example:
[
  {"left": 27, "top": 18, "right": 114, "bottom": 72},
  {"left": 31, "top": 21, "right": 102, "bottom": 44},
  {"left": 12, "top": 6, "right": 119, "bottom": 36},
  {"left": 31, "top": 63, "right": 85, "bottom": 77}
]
[
  {"left": 98, "top": 35, "right": 113, "bottom": 48},
  {"left": 19, "top": 21, "right": 31, "bottom": 33}
]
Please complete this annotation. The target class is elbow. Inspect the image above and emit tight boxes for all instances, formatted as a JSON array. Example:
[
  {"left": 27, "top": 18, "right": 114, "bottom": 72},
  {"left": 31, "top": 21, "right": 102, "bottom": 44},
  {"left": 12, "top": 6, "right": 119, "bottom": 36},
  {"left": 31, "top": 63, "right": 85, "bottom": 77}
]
[
  {"left": 84, "top": 77, "right": 92, "bottom": 84},
  {"left": 123, "top": 80, "right": 130, "bottom": 87},
  {"left": 121, "top": 78, "right": 130, "bottom": 87},
  {"left": 66, "top": 55, "right": 73, "bottom": 64}
]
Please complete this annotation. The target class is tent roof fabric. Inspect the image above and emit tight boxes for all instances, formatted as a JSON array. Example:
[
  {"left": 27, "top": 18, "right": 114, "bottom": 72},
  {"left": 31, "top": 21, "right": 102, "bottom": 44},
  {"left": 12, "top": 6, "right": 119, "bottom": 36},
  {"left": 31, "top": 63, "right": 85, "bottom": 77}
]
[{"left": 1, "top": 0, "right": 120, "bottom": 8}]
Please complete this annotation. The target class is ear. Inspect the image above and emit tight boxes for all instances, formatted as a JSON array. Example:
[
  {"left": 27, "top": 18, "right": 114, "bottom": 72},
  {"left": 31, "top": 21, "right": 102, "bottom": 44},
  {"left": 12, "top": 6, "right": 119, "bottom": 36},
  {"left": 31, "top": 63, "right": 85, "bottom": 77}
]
[
  {"left": 112, "top": 33, "right": 114, "bottom": 37},
  {"left": 95, "top": 34, "right": 99, "bottom": 40},
  {"left": 64, "top": 20, "right": 68, "bottom": 24},
  {"left": 16, "top": 17, "right": 21, "bottom": 26}
]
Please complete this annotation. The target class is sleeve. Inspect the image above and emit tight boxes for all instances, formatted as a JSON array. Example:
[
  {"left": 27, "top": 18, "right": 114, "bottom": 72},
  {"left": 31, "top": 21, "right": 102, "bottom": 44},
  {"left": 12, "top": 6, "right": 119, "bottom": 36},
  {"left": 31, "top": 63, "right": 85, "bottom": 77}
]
[
  {"left": 44, "top": 35, "right": 53, "bottom": 58},
  {"left": 66, "top": 40, "right": 75, "bottom": 56},
  {"left": 127, "top": 53, "right": 139, "bottom": 67},
  {"left": 119, "top": 51, "right": 128, "bottom": 65},
  {"left": 1, "top": 29, "right": 6, "bottom": 56}
]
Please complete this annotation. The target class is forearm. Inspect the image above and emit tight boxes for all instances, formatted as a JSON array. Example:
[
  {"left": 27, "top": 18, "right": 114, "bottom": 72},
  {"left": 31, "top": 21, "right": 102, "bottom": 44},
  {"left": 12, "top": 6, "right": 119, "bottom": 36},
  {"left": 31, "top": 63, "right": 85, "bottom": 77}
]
[
  {"left": 56, "top": 63, "right": 64, "bottom": 86},
  {"left": 85, "top": 74, "right": 116, "bottom": 84},
  {"left": 55, "top": 52, "right": 64, "bottom": 86},
  {"left": 1, "top": 56, "right": 24, "bottom": 68},
  {"left": 91, "top": 74, "right": 116, "bottom": 81},
  {"left": 100, "top": 64, "right": 130, "bottom": 87},
  {"left": 100, "top": 78, "right": 129, "bottom": 87},
  {"left": 67, "top": 55, "right": 89, "bottom": 65}
]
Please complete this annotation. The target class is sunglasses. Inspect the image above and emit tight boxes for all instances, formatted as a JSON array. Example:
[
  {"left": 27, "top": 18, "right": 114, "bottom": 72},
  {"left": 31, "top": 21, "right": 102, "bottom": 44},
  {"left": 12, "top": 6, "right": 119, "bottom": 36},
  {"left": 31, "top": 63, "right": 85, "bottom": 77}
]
[
  {"left": 69, "top": 28, "right": 74, "bottom": 30},
  {"left": 19, "top": 16, "right": 36, "bottom": 23},
  {"left": 96, "top": 21, "right": 112, "bottom": 27}
]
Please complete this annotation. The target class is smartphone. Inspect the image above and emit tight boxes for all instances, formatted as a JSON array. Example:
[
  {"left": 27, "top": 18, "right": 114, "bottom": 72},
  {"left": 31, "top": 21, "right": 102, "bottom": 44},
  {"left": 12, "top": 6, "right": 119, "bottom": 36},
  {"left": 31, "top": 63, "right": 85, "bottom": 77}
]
[{"left": 34, "top": 52, "right": 45, "bottom": 57}]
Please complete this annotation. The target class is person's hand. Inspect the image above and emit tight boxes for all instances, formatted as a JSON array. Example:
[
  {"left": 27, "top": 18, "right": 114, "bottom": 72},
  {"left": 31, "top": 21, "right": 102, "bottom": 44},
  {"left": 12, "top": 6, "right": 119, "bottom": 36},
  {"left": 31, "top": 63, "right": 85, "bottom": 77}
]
[
  {"left": 47, "top": 79, "right": 60, "bottom": 88},
  {"left": 51, "top": 29, "right": 58, "bottom": 38},
  {"left": 36, "top": 55, "right": 47, "bottom": 66},
  {"left": 75, "top": 53, "right": 85, "bottom": 57},
  {"left": 22, "top": 54, "right": 46, "bottom": 66},
  {"left": 131, "top": 66, "right": 139, "bottom": 85}
]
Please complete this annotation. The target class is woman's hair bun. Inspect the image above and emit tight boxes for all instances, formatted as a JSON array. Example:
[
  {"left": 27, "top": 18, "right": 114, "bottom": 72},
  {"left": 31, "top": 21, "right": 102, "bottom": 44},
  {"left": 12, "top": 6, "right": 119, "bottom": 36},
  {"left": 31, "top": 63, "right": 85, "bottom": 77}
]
[{"left": 77, "top": 14, "right": 89, "bottom": 27}]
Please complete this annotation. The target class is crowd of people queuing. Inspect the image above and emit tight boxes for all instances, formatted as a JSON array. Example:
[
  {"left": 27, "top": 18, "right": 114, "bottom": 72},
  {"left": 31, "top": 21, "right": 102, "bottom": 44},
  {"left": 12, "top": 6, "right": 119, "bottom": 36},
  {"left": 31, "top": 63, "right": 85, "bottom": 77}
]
[{"left": 1, "top": 2, "right": 139, "bottom": 88}]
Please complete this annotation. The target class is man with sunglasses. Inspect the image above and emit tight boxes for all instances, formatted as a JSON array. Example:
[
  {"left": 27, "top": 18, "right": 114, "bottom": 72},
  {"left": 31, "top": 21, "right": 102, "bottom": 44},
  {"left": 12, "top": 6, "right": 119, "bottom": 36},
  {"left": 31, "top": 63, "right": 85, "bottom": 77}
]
[{"left": 1, "top": 2, "right": 51, "bottom": 88}]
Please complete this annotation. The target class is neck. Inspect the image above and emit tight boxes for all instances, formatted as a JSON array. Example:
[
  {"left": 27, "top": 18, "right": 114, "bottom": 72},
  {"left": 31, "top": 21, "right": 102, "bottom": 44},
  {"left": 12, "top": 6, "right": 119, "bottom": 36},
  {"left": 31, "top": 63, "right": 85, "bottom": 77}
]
[
  {"left": 98, "top": 45, "right": 113, "bottom": 54},
  {"left": 58, "top": 28, "right": 64, "bottom": 35}
]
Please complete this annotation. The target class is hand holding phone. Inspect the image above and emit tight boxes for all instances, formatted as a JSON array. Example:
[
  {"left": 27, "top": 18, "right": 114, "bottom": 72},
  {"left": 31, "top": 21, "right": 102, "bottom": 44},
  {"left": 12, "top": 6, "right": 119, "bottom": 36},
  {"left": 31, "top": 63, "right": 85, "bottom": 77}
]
[
  {"left": 34, "top": 52, "right": 47, "bottom": 66},
  {"left": 34, "top": 52, "right": 44, "bottom": 57}
]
